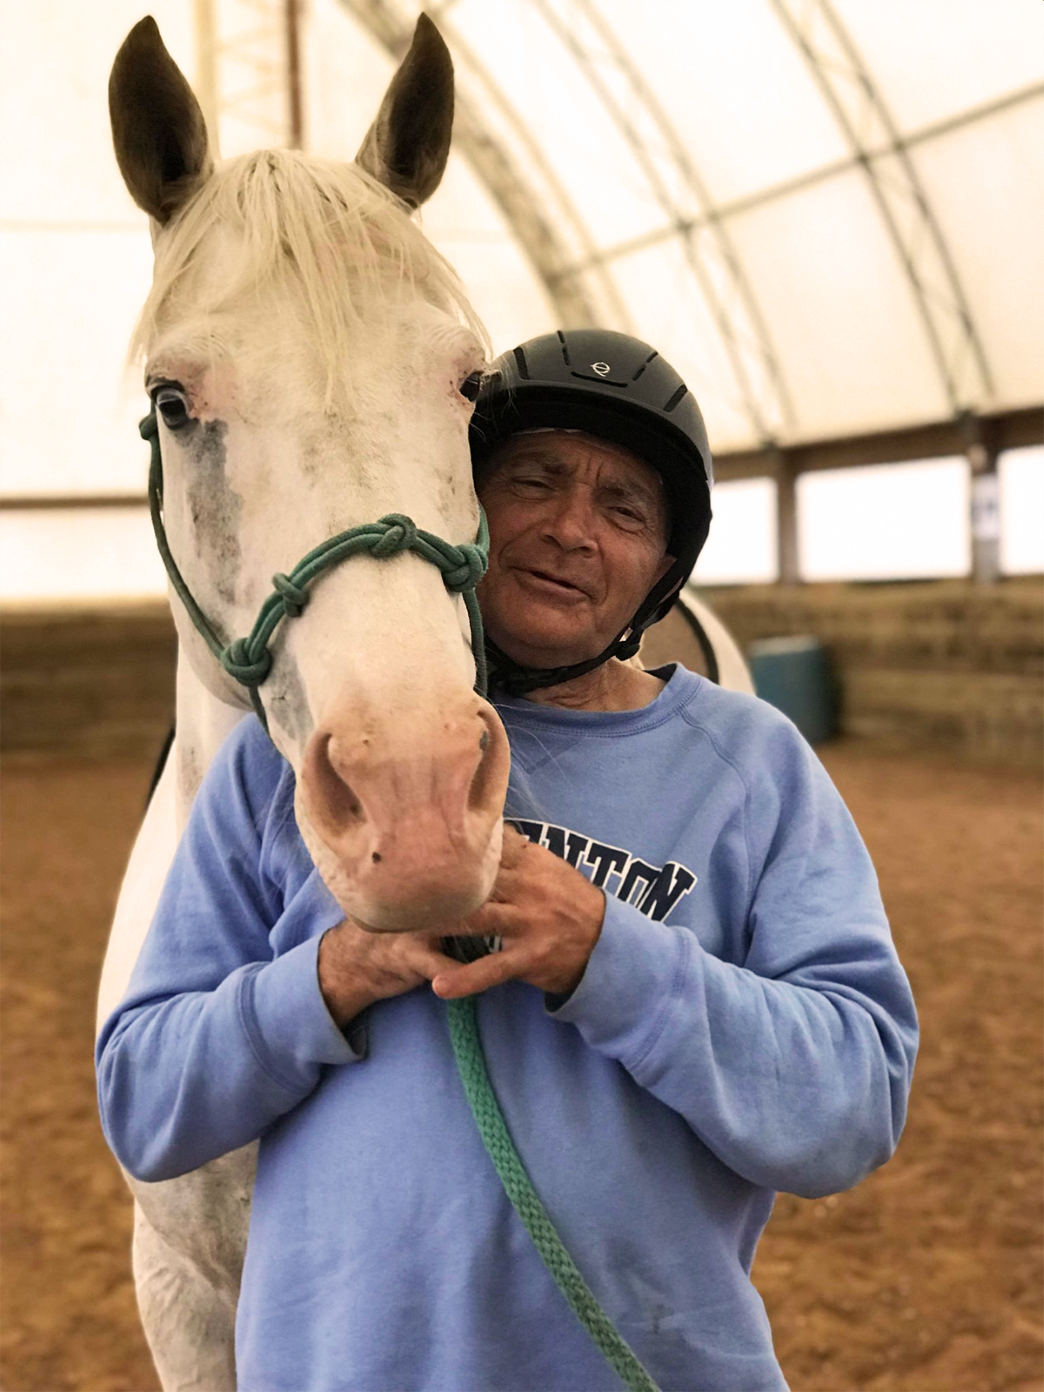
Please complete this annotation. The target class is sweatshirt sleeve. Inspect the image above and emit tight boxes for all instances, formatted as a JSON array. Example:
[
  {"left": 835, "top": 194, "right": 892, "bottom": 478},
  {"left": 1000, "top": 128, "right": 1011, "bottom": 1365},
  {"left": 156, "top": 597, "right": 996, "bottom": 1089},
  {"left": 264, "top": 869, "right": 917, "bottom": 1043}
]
[
  {"left": 547, "top": 722, "right": 919, "bottom": 1200},
  {"left": 96, "top": 724, "right": 360, "bottom": 1184}
]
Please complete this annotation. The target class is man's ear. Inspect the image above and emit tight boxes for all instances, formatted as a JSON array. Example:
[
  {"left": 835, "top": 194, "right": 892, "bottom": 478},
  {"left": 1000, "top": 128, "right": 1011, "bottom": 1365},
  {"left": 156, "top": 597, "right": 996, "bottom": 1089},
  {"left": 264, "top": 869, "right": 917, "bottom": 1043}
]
[{"left": 654, "top": 552, "right": 678, "bottom": 588}]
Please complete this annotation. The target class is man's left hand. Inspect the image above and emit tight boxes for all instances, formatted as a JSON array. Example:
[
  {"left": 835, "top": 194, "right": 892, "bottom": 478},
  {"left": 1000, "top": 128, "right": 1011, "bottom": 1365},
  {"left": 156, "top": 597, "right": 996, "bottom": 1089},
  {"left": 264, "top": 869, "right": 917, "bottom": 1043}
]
[{"left": 431, "top": 827, "right": 604, "bottom": 999}]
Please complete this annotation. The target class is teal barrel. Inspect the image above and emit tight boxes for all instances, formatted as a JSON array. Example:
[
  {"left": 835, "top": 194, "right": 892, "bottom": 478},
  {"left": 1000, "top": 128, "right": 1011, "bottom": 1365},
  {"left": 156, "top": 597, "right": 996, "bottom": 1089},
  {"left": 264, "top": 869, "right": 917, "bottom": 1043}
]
[{"left": 747, "top": 636, "right": 837, "bottom": 745}]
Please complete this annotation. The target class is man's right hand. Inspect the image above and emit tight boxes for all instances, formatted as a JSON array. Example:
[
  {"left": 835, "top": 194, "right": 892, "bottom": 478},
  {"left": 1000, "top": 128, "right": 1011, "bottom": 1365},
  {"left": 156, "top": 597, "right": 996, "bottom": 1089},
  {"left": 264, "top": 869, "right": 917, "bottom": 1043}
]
[{"left": 317, "top": 921, "right": 458, "bottom": 1028}]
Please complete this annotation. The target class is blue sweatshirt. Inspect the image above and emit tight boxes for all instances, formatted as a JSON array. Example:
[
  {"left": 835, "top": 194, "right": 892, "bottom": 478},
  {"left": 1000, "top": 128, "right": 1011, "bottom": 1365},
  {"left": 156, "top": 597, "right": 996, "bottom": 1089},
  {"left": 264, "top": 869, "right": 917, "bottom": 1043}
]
[{"left": 97, "top": 666, "right": 918, "bottom": 1392}]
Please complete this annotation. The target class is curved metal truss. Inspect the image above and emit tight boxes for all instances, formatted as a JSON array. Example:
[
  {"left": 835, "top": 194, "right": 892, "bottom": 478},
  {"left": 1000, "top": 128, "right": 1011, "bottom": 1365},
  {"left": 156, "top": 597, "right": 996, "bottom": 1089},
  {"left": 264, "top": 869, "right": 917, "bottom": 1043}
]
[
  {"left": 771, "top": 0, "right": 995, "bottom": 413},
  {"left": 193, "top": 0, "right": 304, "bottom": 153},
  {"left": 534, "top": 0, "right": 796, "bottom": 445},
  {"left": 336, "top": 0, "right": 629, "bottom": 332},
  {"left": 185, "top": 0, "right": 1015, "bottom": 435}
]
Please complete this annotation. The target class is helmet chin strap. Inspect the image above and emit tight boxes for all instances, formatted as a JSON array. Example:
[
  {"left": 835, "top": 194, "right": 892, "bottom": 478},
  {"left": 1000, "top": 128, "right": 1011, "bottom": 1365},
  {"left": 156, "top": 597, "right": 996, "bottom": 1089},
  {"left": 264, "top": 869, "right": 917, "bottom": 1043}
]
[
  {"left": 485, "top": 627, "right": 643, "bottom": 697},
  {"left": 486, "top": 567, "right": 684, "bottom": 697}
]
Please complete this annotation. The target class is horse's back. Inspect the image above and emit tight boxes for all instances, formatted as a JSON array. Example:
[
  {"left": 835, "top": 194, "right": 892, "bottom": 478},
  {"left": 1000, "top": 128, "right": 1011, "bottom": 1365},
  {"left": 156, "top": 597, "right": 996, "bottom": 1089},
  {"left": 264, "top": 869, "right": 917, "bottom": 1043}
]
[{"left": 640, "top": 591, "right": 754, "bottom": 694}]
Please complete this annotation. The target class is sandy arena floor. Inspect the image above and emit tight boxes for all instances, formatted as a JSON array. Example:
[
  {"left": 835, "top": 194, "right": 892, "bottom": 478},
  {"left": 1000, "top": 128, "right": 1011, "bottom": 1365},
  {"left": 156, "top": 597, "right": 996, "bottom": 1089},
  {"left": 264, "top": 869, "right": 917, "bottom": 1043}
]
[{"left": 1, "top": 741, "right": 1041, "bottom": 1392}]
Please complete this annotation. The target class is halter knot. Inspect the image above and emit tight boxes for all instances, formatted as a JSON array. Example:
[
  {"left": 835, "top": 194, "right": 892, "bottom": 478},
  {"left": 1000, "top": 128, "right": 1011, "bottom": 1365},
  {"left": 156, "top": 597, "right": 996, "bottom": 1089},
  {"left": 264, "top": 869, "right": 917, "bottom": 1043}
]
[
  {"left": 272, "top": 571, "right": 308, "bottom": 618},
  {"left": 371, "top": 513, "right": 418, "bottom": 558},
  {"left": 222, "top": 637, "right": 272, "bottom": 688},
  {"left": 443, "top": 543, "right": 488, "bottom": 593}
]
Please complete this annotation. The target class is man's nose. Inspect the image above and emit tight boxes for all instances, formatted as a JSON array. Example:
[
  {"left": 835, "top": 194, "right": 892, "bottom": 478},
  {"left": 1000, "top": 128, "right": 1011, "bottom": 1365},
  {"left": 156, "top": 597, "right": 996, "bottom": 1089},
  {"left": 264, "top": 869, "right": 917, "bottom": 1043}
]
[{"left": 541, "top": 487, "right": 597, "bottom": 550}]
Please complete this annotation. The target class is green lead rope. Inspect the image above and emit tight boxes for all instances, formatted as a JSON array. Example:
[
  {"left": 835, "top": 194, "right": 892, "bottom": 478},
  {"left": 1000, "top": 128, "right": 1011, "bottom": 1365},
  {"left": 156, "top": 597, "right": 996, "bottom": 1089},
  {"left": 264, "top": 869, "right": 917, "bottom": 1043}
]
[
  {"left": 447, "top": 996, "right": 660, "bottom": 1392},
  {"left": 141, "top": 410, "right": 659, "bottom": 1392}
]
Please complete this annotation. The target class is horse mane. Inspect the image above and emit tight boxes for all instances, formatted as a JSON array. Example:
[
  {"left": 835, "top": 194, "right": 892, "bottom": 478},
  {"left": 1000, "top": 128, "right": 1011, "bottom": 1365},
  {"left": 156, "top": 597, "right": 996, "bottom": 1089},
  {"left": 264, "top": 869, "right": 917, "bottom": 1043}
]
[{"left": 132, "top": 148, "right": 487, "bottom": 400}]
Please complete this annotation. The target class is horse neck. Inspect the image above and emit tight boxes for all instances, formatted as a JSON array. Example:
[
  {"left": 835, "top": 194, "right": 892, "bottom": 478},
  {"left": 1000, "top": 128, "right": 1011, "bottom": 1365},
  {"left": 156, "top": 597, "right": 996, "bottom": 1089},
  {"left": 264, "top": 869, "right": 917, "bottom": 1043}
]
[{"left": 173, "top": 649, "right": 250, "bottom": 829}]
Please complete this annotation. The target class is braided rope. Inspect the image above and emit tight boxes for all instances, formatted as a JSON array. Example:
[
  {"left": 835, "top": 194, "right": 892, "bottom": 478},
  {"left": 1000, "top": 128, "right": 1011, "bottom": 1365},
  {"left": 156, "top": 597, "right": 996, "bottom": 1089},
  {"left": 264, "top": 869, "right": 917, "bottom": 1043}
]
[
  {"left": 142, "top": 415, "right": 489, "bottom": 726},
  {"left": 142, "top": 410, "right": 656, "bottom": 1389},
  {"left": 447, "top": 997, "right": 660, "bottom": 1392}
]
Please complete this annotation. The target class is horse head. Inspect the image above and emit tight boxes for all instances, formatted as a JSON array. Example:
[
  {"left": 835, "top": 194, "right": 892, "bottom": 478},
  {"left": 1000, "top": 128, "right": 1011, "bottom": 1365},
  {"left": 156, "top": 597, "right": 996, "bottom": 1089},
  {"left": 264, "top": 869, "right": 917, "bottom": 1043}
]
[{"left": 109, "top": 16, "right": 510, "bottom": 932}]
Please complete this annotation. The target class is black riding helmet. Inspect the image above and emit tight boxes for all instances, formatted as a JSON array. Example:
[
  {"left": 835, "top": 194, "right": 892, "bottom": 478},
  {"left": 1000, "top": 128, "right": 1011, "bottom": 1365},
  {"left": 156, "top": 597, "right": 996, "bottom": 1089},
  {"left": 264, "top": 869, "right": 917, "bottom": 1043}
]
[{"left": 469, "top": 329, "right": 713, "bottom": 694}]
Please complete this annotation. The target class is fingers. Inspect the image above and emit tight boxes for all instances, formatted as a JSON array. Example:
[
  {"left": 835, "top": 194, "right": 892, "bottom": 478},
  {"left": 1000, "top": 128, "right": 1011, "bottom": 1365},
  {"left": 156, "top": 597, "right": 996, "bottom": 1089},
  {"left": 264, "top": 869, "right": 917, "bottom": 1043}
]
[
  {"left": 483, "top": 826, "right": 532, "bottom": 896},
  {"left": 455, "top": 901, "right": 518, "bottom": 937},
  {"left": 431, "top": 948, "right": 518, "bottom": 1000},
  {"left": 499, "top": 825, "right": 530, "bottom": 868},
  {"left": 408, "top": 938, "right": 461, "bottom": 979}
]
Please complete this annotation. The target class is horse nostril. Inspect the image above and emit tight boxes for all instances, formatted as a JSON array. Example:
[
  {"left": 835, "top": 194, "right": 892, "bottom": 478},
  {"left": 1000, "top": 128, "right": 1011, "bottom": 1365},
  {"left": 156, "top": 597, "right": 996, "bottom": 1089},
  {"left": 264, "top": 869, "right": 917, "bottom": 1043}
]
[
  {"left": 310, "top": 732, "right": 367, "bottom": 832},
  {"left": 469, "top": 709, "right": 506, "bottom": 813}
]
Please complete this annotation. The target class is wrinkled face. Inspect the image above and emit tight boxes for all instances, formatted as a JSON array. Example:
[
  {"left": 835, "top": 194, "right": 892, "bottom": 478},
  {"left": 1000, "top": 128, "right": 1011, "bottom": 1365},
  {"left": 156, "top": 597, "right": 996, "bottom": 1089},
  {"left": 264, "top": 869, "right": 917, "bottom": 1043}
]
[{"left": 475, "top": 430, "right": 674, "bottom": 669}]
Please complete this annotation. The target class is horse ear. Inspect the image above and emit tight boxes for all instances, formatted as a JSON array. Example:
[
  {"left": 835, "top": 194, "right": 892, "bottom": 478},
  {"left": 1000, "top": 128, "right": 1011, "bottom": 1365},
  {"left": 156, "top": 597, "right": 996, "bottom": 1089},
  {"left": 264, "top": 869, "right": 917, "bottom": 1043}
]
[
  {"left": 109, "top": 16, "right": 213, "bottom": 224},
  {"left": 355, "top": 13, "right": 454, "bottom": 209}
]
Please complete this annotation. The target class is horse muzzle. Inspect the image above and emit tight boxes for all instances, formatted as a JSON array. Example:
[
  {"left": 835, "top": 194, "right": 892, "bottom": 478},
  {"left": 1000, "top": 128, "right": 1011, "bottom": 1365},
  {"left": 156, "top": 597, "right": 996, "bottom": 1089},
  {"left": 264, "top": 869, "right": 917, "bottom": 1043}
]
[{"left": 298, "top": 694, "right": 510, "bottom": 931}]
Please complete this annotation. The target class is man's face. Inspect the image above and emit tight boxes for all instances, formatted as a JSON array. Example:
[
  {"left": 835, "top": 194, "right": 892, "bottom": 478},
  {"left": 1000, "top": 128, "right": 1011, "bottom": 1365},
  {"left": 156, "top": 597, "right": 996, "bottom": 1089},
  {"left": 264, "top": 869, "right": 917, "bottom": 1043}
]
[{"left": 475, "top": 430, "right": 674, "bottom": 669}]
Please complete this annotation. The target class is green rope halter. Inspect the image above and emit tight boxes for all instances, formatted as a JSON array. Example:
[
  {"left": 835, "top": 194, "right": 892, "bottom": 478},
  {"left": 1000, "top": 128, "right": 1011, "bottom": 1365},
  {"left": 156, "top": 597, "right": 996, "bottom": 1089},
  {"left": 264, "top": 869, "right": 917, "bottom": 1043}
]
[
  {"left": 142, "top": 412, "right": 488, "bottom": 730},
  {"left": 141, "top": 410, "right": 659, "bottom": 1392}
]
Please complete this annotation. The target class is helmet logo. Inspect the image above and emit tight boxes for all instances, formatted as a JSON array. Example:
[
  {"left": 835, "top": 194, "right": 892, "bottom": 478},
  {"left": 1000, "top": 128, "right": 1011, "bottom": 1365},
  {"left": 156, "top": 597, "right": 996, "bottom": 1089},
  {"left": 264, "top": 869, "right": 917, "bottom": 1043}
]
[{"left": 590, "top": 361, "right": 611, "bottom": 377}]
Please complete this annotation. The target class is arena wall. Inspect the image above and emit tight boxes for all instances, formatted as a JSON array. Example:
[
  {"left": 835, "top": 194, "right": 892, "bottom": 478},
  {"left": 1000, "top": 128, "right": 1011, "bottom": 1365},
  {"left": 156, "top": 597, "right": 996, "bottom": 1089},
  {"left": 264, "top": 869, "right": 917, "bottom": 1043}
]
[
  {"left": 696, "top": 577, "right": 1043, "bottom": 767},
  {"left": 2, "top": 578, "right": 1041, "bottom": 766},
  {"left": 2, "top": 602, "right": 178, "bottom": 762}
]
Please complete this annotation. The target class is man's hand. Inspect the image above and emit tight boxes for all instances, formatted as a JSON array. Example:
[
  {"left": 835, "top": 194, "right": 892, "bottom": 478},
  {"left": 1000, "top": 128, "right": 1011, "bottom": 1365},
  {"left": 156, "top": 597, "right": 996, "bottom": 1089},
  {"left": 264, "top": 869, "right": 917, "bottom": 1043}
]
[
  {"left": 318, "top": 828, "right": 605, "bottom": 1022},
  {"left": 431, "top": 827, "right": 605, "bottom": 1000},
  {"left": 318, "top": 920, "right": 458, "bottom": 1028}
]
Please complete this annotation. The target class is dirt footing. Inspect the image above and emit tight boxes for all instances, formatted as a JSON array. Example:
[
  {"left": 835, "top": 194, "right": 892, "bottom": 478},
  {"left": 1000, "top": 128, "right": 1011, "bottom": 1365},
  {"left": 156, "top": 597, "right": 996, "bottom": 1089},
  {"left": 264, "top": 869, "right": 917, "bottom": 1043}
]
[{"left": 2, "top": 742, "right": 1041, "bottom": 1391}]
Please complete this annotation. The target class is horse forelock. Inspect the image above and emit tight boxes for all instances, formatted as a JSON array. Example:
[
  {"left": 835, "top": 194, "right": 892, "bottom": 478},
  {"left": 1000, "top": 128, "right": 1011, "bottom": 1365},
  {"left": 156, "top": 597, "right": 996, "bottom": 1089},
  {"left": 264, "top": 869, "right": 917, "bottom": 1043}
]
[{"left": 133, "top": 149, "right": 488, "bottom": 405}]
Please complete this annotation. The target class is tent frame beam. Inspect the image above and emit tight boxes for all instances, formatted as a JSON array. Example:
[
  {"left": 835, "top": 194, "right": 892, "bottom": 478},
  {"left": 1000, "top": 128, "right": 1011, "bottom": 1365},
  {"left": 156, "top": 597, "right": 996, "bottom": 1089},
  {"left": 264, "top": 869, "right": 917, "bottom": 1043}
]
[
  {"left": 557, "top": 82, "right": 1044, "bottom": 279},
  {"left": 337, "top": 0, "right": 624, "bottom": 330},
  {"left": 194, "top": 0, "right": 303, "bottom": 150},
  {"left": 713, "top": 403, "right": 1041, "bottom": 486},
  {"left": 533, "top": 0, "right": 794, "bottom": 445},
  {"left": 771, "top": 0, "right": 995, "bottom": 415}
]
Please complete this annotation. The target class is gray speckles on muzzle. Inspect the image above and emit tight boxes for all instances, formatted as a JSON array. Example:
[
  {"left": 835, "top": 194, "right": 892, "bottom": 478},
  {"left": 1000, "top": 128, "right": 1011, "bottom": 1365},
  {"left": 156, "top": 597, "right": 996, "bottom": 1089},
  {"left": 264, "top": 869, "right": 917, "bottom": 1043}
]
[{"left": 265, "top": 650, "right": 314, "bottom": 748}]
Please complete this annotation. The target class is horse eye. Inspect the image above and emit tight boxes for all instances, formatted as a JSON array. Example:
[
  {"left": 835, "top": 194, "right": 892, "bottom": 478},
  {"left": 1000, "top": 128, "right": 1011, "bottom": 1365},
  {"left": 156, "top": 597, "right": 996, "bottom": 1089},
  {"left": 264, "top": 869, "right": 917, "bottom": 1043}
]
[
  {"left": 458, "top": 372, "right": 483, "bottom": 403},
  {"left": 154, "top": 387, "right": 191, "bottom": 430}
]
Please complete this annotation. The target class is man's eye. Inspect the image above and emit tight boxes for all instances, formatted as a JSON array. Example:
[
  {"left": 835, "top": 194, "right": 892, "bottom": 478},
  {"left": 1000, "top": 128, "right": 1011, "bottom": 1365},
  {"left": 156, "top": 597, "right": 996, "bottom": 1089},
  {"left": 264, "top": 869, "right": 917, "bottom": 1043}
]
[{"left": 153, "top": 387, "right": 191, "bottom": 430}]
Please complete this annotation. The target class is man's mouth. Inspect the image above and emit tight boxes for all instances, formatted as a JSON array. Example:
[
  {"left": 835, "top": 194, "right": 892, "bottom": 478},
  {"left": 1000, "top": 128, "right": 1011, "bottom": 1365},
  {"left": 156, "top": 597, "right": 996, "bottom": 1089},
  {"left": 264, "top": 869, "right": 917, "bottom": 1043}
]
[{"left": 516, "top": 567, "right": 588, "bottom": 597}]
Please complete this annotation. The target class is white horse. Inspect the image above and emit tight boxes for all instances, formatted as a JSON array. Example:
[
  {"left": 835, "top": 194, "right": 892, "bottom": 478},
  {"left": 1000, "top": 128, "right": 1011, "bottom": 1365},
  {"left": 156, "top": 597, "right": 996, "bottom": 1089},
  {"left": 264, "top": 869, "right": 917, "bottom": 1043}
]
[
  {"left": 98, "top": 15, "right": 513, "bottom": 1388},
  {"left": 97, "top": 16, "right": 753, "bottom": 1390}
]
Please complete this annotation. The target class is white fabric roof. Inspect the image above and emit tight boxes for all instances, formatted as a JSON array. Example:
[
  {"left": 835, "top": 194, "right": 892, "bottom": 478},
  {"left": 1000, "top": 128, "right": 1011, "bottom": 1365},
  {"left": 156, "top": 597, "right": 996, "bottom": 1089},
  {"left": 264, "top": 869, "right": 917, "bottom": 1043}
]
[
  {"left": 316, "top": 0, "right": 1044, "bottom": 452},
  {"left": 0, "top": 0, "right": 1040, "bottom": 504}
]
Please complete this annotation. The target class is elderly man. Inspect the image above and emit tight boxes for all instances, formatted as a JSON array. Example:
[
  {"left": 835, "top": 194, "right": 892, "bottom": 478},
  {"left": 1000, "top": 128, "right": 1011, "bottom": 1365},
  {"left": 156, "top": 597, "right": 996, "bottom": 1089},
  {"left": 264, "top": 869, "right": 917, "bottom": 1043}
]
[{"left": 99, "top": 330, "right": 917, "bottom": 1392}]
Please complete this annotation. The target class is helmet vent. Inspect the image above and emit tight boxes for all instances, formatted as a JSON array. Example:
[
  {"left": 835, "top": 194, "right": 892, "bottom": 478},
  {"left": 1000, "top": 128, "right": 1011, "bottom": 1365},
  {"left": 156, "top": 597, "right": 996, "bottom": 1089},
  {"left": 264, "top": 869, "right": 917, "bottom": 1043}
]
[
  {"left": 512, "top": 346, "right": 530, "bottom": 380},
  {"left": 556, "top": 330, "right": 571, "bottom": 366},
  {"left": 569, "top": 370, "right": 628, "bottom": 387},
  {"left": 631, "top": 350, "right": 659, "bottom": 382},
  {"left": 663, "top": 383, "right": 688, "bottom": 413}
]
